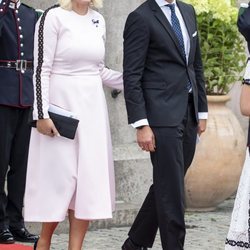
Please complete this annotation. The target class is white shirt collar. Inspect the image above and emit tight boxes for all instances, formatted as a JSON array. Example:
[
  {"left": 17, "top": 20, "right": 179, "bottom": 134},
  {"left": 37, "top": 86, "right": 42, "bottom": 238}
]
[
  {"left": 9, "top": 0, "right": 21, "bottom": 9},
  {"left": 155, "top": 0, "right": 177, "bottom": 8}
]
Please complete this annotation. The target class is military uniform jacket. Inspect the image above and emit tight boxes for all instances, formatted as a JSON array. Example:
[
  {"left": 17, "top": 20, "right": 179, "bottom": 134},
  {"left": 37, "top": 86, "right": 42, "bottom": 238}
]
[{"left": 0, "top": 0, "right": 38, "bottom": 107}]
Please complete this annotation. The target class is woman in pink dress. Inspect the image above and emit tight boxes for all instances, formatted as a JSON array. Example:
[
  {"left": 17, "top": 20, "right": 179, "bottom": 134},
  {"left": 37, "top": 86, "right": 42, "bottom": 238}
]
[{"left": 24, "top": 0, "right": 123, "bottom": 249}]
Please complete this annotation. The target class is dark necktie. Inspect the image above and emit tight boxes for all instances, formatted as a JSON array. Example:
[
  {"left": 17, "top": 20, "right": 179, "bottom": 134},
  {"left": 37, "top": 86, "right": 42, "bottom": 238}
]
[{"left": 167, "top": 4, "right": 192, "bottom": 92}]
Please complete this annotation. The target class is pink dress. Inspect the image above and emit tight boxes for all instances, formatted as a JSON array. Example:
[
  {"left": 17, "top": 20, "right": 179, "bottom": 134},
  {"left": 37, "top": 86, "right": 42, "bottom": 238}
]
[{"left": 24, "top": 6, "right": 123, "bottom": 221}]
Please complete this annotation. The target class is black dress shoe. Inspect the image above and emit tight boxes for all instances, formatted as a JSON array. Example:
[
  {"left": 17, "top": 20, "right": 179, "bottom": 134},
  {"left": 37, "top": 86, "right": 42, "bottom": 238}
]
[
  {"left": 0, "top": 229, "right": 15, "bottom": 244},
  {"left": 10, "top": 227, "right": 39, "bottom": 243},
  {"left": 122, "top": 238, "right": 148, "bottom": 250}
]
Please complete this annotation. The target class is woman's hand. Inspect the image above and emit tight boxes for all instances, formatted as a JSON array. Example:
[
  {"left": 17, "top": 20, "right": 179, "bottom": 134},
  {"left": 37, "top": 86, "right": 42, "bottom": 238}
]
[{"left": 36, "top": 119, "right": 60, "bottom": 137}]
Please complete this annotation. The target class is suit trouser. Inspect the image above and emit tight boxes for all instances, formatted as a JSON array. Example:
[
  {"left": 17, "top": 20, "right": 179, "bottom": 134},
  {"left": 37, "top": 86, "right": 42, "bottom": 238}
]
[
  {"left": 0, "top": 106, "right": 31, "bottom": 230},
  {"left": 128, "top": 98, "right": 198, "bottom": 250}
]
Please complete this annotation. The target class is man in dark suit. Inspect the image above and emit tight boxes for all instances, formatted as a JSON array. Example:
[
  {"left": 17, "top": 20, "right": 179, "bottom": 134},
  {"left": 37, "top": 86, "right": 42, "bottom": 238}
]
[
  {"left": 0, "top": 0, "right": 39, "bottom": 244},
  {"left": 122, "top": 0, "right": 208, "bottom": 249}
]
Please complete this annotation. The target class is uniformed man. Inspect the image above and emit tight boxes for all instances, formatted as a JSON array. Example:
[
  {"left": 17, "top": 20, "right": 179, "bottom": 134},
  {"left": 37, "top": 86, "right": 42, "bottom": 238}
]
[{"left": 0, "top": 0, "right": 39, "bottom": 244}]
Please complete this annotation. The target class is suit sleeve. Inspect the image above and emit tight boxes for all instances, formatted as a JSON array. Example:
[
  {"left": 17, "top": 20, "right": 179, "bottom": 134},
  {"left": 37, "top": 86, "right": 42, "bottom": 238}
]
[
  {"left": 123, "top": 11, "right": 150, "bottom": 124},
  {"left": 192, "top": 7, "right": 208, "bottom": 114},
  {"left": 33, "top": 11, "right": 58, "bottom": 120},
  {"left": 0, "top": 0, "right": 11, "bottom": 36}
]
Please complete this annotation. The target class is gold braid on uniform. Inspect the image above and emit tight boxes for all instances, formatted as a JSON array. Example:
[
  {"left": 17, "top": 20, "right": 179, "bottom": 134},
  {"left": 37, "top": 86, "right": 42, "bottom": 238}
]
[{"left": 35, "top": 4, "right": 59, "bottom": 119}]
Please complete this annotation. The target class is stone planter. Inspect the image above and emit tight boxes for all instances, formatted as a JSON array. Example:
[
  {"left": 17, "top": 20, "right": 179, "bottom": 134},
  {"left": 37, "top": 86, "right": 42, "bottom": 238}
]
[{"left": 185, "top": 95, "right": 246, "bottom": 211}]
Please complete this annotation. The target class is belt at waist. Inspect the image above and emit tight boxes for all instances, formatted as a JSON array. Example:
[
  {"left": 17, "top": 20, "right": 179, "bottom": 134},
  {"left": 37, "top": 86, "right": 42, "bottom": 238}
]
[{"left": 0, "top": 60, "right": 33, "bottom": 72}]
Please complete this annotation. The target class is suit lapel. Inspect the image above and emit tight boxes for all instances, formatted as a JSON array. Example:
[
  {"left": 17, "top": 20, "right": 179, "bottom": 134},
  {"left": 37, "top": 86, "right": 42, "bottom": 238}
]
[
  {"left": 148, "top": 0, "right": 185, "bottom": 61},
  {"left": 177, "top": 1, "right": 194, "bottom": 63},
  {"left": 149, "top": 0, "right": 196, "bottom": 63}
]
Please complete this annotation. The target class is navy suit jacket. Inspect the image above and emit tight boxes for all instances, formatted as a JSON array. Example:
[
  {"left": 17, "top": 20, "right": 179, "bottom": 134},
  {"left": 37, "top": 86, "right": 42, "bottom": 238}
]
[{"left": 123, "top": 0, "right": 208, "bottom": 127}]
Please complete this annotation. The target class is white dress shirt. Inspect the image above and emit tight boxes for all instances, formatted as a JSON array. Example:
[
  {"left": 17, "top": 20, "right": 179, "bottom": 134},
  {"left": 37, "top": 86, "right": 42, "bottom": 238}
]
[{"left": 132, "top": 0, "right": 207, "bottom": 128}]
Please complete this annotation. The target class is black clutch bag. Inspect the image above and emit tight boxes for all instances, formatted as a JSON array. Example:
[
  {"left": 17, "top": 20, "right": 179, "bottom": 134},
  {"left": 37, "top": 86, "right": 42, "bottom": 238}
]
[
  {"left": 49, "top": 111, "right": 79, "bottom": 139},
  {"left": 31, "top": 111, "right": 79, "bottom": 140}
]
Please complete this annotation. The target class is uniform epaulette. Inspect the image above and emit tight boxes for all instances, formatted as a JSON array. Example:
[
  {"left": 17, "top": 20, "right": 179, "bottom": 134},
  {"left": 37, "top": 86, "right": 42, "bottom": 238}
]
[{"left": 22, "top": 3, "right": 35, "bottom": 10}]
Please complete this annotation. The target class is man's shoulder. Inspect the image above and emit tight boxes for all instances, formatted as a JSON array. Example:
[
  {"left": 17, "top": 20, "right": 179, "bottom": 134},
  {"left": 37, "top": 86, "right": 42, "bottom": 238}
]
[
  {"left": 132, "top": 1, "right": 148, "bottom": 12},
  {"left": 177, "top": 0, "right": 194, "bottom": 12},
  {"left": 21, "top": 3, "right": 33, "bottom": 9},
  {"left": 21, "top": 3, "right": 36, "bottom": 13},
  {"left": 129, "top": 0, "right": 151, "bottom": 20}
]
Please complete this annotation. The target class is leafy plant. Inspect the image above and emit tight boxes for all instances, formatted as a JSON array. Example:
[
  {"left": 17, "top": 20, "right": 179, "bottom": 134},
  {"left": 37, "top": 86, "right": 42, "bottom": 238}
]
[{"left": 185, "top": 0, "right": 246, "bottom": 95}]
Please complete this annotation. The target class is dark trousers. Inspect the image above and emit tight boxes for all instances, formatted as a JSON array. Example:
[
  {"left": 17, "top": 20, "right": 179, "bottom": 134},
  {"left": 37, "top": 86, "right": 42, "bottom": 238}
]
[
  {"left": 128, "top": 99, "right": 198, "bottom": 250},
  {"left": 0, "top": 106, "right": 31, "bottom": 230}
]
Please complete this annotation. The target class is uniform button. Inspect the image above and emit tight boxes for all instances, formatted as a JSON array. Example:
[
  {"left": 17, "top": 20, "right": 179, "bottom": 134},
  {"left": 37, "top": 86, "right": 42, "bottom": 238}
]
[
  {"left": 0, "top": 9, "right": 3, "bottom": 12},
  {"left": 20, "top": 43, "right": 23, "bottom": 47},
  {"left": 21, "top": 70, "right": 25, "bottom": 74},
  {"left": 21, "top": 52, "right": 24, "bottom": 56},
  {"left": 3, "top": 2, "right": 6, "bottom": 5},
  {"left": 19, "top": 26, "right": 22, "bottom": 30},
  {"left": 20, "top": 34, "right": 23, "bottom": 39},
  {"left": 17, "top": 18, "right": 20, "bottom": 22},
  {"left": 15, "top": 9, "right": 18, "bottom": 14}
]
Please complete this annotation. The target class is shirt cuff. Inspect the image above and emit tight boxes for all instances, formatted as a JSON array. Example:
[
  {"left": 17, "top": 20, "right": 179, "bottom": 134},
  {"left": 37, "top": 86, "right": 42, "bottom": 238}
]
[
  {"left": 131, "top": 119, "right": 149, "bottom": 128},
  {"left": 198, "top": 112, "right": 208, "bottom": 119}
]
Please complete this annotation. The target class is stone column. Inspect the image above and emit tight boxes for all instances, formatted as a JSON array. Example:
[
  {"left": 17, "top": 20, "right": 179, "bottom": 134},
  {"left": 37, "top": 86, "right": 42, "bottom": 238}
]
[
  {"left": 23, "top": 0, "right": 151, "bottom": 229},
  {"left": 100, "top": 0, "right": 154, "bottom": 228}
]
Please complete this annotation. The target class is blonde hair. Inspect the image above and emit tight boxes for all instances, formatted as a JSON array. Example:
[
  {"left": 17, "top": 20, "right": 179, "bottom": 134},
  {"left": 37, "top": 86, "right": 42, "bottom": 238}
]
[{"left": 59, "top": 0, "right": 103, "bottom": 10}]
